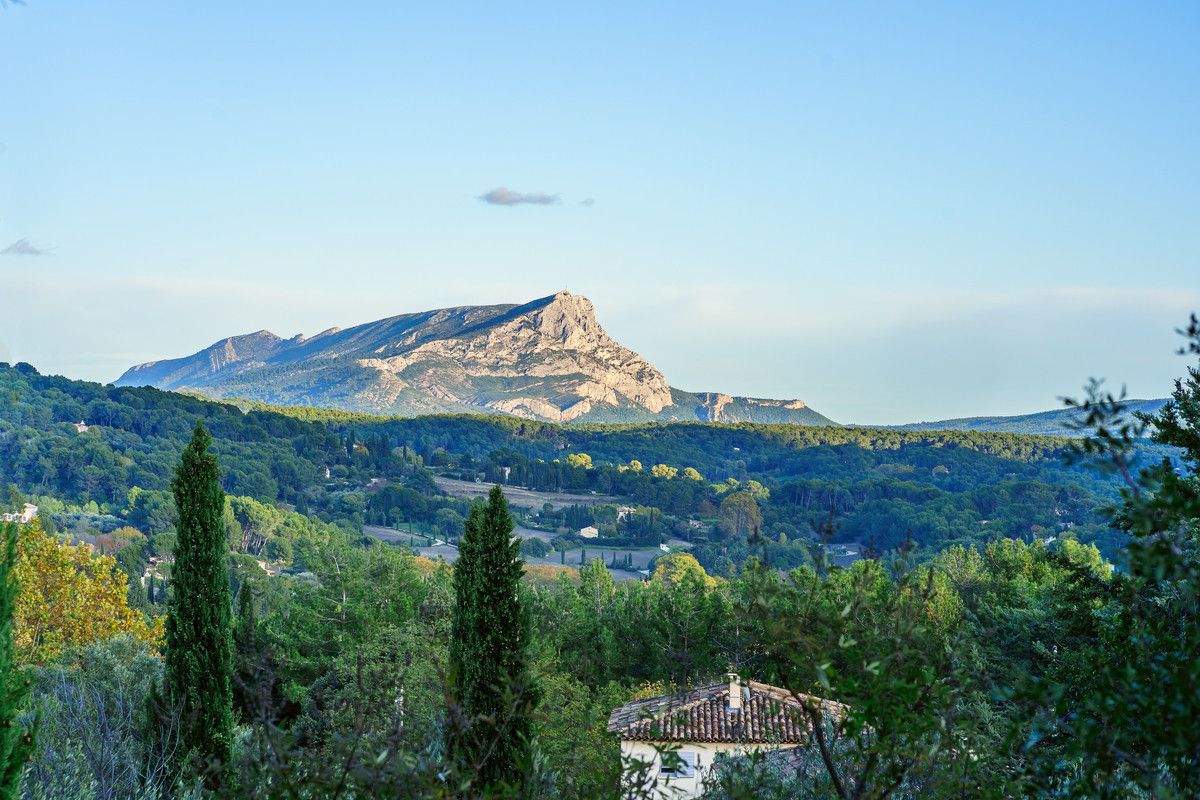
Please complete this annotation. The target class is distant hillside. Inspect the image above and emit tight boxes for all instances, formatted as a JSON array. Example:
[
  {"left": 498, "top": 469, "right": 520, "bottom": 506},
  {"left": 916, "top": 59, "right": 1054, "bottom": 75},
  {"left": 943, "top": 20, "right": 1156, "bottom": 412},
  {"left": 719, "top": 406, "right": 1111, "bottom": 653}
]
[
  {"left": 3, "top": 362, "right": 1164, "bottom": 562},
  {"left": 116, "top": 291, "right": 836, "bottom": 427},
  {"left": 892, "top": 399, "right": 1169, "bottom": 436}
]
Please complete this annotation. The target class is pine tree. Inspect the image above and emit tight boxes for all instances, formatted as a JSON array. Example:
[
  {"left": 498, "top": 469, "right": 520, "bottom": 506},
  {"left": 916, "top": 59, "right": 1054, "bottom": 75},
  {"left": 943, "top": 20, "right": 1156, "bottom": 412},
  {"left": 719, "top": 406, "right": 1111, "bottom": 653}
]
[
  {"left": 449, "top": 486, "right": 535, "bottom": 790},
  {"left": 0, "top": 523, "right": 34, "bottom": 800},
  {"left": 164, "top": 423, "right": 233, "bottom": 782}
]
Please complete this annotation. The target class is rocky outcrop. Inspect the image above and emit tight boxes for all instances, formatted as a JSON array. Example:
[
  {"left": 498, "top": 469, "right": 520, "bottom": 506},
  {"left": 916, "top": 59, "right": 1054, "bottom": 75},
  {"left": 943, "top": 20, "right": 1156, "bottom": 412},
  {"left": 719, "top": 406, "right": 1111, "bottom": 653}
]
[
  {"left": 697, "top": 392, "right": 734, "bottom": 422},
  {"left": 376, "top": 292, "right": 674, "bottom": 415},
  {"left": 115, "top": 291, "right": 835, "bottom": 426}
]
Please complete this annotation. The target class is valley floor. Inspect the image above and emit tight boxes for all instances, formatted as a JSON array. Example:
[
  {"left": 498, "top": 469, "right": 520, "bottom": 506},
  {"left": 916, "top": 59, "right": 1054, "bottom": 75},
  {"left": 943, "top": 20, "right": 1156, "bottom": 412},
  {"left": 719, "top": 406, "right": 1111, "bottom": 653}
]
[
  {"left": 363, "top": 523, "right": 667, "bottom": 581},
  {"left": 432, "top": 475, "right": 617, "bottom": 509}
]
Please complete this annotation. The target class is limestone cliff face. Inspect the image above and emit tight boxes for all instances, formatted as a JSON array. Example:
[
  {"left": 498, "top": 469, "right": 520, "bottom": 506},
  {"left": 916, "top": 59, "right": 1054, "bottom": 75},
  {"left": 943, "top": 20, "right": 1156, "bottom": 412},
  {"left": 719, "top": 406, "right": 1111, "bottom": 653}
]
[
  {"left": 691, "top": 392, "right": 813, "bottom": 423},
  {"left": 116, "top": 292, "right": 681, "bottom": 422},
  {"left": 115, "top": 291, "right": 834, "bottom": 425},
  {"left": 376, "top": 292, "right": 673, "bottom": 420}
]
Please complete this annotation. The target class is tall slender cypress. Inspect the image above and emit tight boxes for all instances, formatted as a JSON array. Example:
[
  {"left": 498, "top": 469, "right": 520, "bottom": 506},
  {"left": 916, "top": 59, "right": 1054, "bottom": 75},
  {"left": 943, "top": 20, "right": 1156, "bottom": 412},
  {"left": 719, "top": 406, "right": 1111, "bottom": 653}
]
[
  {"left": 449, "top": 486, "right": 535, "bottom": 790},
  {"left": 0, "top": 523, "right": 34, "bottom": 800},
  {"left": 165, "top": 423, "right": 233, "bottom": 780}
]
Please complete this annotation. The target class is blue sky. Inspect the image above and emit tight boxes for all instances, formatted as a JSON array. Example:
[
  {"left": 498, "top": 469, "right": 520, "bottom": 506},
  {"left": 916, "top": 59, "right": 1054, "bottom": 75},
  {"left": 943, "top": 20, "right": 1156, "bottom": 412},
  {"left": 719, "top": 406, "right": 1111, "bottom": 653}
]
[{"left": 1, "top": 2, "right": 1197, "bottom": 424}]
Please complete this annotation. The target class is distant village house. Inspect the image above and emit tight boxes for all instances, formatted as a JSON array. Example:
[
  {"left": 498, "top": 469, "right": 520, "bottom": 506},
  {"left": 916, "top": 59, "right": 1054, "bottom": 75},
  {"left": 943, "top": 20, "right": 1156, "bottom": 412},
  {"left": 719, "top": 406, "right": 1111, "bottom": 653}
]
[
  {"left": 579, "top": 525, "right": 599, "bottom": 539},
  {"left": 1, "top": 504, "right": 39, "bottom": 525}
]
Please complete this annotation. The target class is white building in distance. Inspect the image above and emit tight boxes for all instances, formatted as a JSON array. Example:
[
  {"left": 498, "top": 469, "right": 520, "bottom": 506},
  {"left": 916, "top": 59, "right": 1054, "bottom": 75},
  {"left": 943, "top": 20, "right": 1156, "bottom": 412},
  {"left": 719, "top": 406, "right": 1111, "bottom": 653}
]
[{"left": 0, "top": 504, "right": 39, "bottom": 525}]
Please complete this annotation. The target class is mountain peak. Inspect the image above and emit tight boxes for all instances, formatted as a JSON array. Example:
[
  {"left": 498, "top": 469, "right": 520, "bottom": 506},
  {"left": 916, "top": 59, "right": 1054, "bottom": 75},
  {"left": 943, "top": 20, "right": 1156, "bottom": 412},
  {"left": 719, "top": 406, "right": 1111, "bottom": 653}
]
[
  {"left": 114, "top": 292, "right": 833, "bottom": 426},
  {"left": 527, "top": 290, "right": 603, "bottom": 348}
]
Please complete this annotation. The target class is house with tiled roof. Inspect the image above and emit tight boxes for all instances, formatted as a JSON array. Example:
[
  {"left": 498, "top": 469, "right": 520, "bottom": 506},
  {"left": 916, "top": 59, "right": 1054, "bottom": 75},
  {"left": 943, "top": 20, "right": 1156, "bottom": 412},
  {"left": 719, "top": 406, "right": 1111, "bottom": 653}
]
[{"left": 608, "top": 674, "right": 843, "bottom": 798}]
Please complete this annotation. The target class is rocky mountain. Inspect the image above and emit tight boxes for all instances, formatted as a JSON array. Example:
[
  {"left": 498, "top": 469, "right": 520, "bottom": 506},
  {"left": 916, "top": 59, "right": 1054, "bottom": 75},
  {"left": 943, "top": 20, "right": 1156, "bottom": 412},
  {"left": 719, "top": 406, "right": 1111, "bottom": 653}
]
[{"left": 115, "top": 291, "right": 836, "bottom": 426}]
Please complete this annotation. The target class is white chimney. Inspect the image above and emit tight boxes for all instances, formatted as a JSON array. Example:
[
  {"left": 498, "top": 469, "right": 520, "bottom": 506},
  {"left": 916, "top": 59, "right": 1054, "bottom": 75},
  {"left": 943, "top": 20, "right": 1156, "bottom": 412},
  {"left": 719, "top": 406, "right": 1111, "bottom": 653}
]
[{"left": 727, "top": 673, "right": 742, "bottom": 711}]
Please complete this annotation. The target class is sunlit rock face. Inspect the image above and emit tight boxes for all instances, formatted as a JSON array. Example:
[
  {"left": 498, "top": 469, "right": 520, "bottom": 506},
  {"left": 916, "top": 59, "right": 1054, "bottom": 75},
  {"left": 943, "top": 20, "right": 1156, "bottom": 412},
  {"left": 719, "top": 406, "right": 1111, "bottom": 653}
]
[{"left": 116, "top": 291, "right": 833, "bottom": 426}]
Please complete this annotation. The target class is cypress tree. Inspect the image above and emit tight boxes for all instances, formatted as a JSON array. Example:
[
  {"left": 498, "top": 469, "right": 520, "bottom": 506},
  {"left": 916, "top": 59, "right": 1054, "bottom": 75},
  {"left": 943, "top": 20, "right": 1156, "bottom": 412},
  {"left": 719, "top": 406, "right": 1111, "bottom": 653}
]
[
  {"left": 165, "top": 423, "right": 233, "bottom": 781},
  {"left": 0, "top": 523, "right": 34, "bottom": 800},
  {"left": 232, "top": 586, "right": 259, "bottom": 721},
  {"left": 449, "top": 486, "right": 535, "bottom": 790}
]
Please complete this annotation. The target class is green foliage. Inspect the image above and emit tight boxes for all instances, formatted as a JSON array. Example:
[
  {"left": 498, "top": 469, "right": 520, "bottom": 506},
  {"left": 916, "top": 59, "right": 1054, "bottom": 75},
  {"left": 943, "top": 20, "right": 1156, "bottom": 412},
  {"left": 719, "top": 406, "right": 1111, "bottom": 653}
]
[
  {"left": 702, "top": 750, "right": 837, "bottom": 799},
  {"left": 0, "top": 523, "right": 34, "bottom": 800},
  {"left": 6, "top": 320, "right": 1197, "bottom": 799},
  {"left": 718, "top": 491, "right": 762, "bottom": 540},
  {"left": 650, "top": 464, "right": 678, "bottom": 479},
  {"left": 565, "top": 453, "right": 593, "bottom": 469},
  {"left": 746, "top": 555, "right": 981, "bottom": 798},
  {"left": 232, "top": 585, "right": 259, "bottom": 723},
  {"left": 164, "top": 423, "right": 234, "bottom": 781},
  {"left": 0, "top": 363, "right": 1147, "bottom": 566},
  {"left": 449, "top": 486, "right": 536, "bottom": 790},
  {"left": 520, "top": 537, "right": 552, "bottom": 559},
  {"left": 1011, "top": 318, "right": 1200, "bottom": 798},
  {"left": 26, "top": 636, "right": 174, "bottom": 800},
  {"left": 529, "top": 669, "right": 626, "bottom": 798}
]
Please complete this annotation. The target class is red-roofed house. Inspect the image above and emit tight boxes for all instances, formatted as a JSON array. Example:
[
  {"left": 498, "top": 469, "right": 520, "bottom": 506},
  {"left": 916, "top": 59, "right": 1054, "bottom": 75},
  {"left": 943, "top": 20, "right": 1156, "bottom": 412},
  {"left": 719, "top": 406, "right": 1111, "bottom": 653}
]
[{"left": 608, "top": 675, "right": 843, "bottom": 798}]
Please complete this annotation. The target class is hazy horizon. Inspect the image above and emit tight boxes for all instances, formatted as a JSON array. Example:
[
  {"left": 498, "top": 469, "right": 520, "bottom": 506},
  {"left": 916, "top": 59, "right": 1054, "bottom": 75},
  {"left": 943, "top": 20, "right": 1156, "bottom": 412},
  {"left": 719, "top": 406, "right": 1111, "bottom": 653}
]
[{"left": 2, "top": 2, "right": 1197, "bottom": 424}]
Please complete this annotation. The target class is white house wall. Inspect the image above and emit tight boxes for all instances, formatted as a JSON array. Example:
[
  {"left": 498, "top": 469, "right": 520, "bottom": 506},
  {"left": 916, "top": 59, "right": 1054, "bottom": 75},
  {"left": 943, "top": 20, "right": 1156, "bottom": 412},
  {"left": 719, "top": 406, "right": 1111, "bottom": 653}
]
[{"left": 620, "top": 740, "right": 799, "bottom": 799}]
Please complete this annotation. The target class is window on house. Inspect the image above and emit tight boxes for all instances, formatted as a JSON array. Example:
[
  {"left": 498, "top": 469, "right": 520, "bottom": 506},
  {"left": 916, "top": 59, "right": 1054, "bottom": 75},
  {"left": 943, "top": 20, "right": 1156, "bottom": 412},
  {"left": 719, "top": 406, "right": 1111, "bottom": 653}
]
[{"left": 660, "top": 750, "right": 696, "bottom": 778}]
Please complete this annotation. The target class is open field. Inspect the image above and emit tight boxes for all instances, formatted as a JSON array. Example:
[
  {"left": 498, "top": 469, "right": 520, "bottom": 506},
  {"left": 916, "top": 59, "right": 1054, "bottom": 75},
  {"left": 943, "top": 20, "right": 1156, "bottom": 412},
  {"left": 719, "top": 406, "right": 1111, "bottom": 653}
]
[
  {"left": 363, "top": 523, "right": 667, "bottom": 581},
  {"left": 364, "top": 523, "right": 554, "bottom": 544},
  {"left": 432, "top": 476, "right": 617, "bottom": 510}
]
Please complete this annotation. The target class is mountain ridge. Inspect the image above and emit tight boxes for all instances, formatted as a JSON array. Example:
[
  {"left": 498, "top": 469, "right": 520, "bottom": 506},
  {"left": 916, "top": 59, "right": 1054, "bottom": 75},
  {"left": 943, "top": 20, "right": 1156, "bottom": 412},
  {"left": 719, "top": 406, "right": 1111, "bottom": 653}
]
[
  {"left": 884, "top": 398, "right": 1169, "bottom": 436},
  {"left": 116, "top": 291, "right": 836, "bottom": 426}
]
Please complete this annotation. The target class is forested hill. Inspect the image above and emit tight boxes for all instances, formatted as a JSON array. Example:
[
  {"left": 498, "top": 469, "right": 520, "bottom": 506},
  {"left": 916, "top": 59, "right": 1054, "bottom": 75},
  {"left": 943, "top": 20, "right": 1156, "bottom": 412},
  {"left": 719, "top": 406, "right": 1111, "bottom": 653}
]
[
  {"left": 890, "top": 398, "right": 1169, "bottom": 436},
  {"left": 2, "top": 362, "right": 1164, "bottom": 564}
]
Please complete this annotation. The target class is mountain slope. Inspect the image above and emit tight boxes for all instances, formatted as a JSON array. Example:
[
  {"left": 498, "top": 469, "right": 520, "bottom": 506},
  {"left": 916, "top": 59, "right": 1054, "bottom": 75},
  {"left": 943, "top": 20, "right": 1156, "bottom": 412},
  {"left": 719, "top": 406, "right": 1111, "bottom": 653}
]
[
  {"left": 116, "top": 291, "right": 836, "bottom": 426},
  {"left": 890, "top": 398, "right": 1168, "bottom": 436}
]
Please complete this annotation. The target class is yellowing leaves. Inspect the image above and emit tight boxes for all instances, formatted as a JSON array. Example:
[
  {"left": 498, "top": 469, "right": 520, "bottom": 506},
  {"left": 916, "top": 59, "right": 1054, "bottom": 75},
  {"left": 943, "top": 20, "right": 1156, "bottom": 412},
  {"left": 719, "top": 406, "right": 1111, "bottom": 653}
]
[
  {"left": 651, "top": 552, "right": 716, "bottom": 588},
  {"left": 14, "top": 522, "right": 162, "bottom": 664}
]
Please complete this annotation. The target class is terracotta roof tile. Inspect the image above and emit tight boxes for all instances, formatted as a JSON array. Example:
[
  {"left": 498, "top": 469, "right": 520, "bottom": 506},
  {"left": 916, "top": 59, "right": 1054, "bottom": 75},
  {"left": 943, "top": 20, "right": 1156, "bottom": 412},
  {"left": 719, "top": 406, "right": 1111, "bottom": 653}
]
[{"left": 607, "top": 680, "right": 844, "bottom": 744}]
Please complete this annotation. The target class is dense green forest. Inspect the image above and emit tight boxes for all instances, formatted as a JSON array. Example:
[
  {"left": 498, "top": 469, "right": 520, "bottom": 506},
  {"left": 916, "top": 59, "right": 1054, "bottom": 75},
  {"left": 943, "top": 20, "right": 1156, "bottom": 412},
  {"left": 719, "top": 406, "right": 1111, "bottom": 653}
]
[
  {"left": 0, "top": 362, "right": 1160, "bottom": 577},
  {"left": 1, "top": 315, "right": 1197, "bottom": 799}
]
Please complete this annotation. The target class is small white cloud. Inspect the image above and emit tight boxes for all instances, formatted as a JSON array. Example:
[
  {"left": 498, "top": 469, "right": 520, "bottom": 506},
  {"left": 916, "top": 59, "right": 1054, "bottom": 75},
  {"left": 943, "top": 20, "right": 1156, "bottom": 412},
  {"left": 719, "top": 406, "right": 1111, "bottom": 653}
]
[
  {"left": 580, "top": 198, "right": 595, "bottom": 207},
  {"left": 478, "top": 187, "right": 560, "bottom": 206},
  {"left": 1, "top": 238, "right": 50, "bottom": 256}
]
